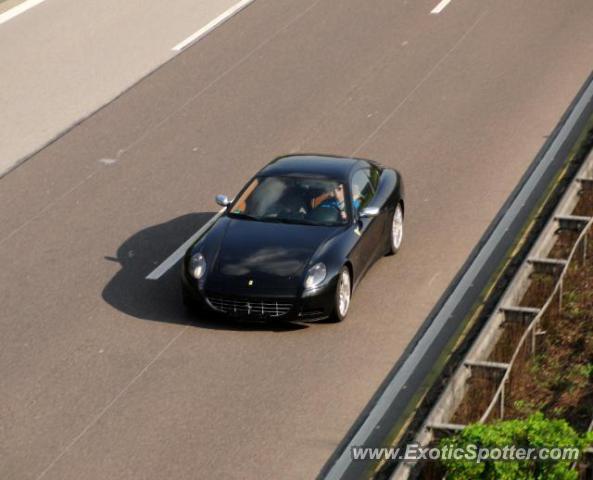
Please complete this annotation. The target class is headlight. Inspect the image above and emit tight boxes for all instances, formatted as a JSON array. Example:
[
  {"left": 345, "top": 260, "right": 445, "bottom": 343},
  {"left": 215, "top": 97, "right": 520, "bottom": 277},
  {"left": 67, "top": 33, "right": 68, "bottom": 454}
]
[
  {"left": 304, "top": 262, "right": 327, "bottom": 290},
  {"left": 189, "top": 253, "right": 207, "bottom": 279}
]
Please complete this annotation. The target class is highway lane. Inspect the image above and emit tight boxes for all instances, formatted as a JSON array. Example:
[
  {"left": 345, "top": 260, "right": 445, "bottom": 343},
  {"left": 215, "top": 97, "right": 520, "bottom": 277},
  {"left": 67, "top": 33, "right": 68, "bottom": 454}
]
[
  {"left": 1, "top": 0, "right": 593, "bottom": 479},
  {"left": 0, "top": 0, "right": 254, "bottom": 177}
]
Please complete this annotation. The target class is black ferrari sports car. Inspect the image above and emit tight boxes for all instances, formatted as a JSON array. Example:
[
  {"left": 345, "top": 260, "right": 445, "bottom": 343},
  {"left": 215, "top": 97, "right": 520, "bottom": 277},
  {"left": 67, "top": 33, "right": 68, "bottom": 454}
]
[{"left": 181, "top": 154, "right": 404, "bottom": 322}]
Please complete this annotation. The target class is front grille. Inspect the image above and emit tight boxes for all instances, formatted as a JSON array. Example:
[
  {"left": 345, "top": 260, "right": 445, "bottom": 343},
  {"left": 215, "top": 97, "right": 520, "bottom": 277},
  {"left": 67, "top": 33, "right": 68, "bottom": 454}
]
[{"left": 207, "top": 295, "right": 293, "bottom": 318}]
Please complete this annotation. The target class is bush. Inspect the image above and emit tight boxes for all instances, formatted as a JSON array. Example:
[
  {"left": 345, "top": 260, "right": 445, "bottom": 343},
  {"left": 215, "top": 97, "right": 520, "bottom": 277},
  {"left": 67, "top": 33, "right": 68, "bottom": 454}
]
[{"left": 439, "top": 413, "right": 593, "bottom": 479}]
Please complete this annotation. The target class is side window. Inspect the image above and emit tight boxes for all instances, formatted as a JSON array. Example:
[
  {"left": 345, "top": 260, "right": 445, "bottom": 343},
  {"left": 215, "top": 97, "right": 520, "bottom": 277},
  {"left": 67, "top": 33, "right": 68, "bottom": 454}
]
[
  {"left": 369, "top": 165, "right": 381, "bottom": 192},
  {"left": 351, "top": 169, "right": 375, "bottom": 214}
]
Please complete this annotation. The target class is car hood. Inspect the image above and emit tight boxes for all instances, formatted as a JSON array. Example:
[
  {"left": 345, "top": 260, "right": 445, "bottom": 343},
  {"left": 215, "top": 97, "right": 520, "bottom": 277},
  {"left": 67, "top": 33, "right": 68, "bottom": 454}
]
[{"left": 206, "top": 217, "right": 338, "bottom": 295}]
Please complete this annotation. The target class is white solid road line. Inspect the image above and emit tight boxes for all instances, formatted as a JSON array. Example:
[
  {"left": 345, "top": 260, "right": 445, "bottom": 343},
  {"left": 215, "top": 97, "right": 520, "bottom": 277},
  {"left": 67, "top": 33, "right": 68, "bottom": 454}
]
[
  {"left": 145, "top": 209, "right": 225, "bottom": 280},
  {"left": 430, "top": 0, "right": 453, "bottom": 14},
  {"left": 172, "top": 0, "right": 256, "bottom": 52},
  {"left": 0, "top": 0, "right": 48, "bottom": 25}
]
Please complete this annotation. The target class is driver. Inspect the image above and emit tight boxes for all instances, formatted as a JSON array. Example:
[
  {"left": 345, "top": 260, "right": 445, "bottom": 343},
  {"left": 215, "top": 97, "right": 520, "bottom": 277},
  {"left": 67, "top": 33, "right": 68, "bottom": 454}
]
[
  {"left": 318, "top": 183, "right": 348, "bottom": 220},
  {"left": 351, "top": 183, "right": 362, "bottom": 214}
]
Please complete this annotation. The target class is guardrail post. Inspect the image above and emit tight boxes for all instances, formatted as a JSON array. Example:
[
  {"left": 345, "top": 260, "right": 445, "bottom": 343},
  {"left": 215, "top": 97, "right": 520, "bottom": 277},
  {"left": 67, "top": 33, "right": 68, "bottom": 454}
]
[
  {"left": 528, "top": 257, "right": 567, "bottom": 276},
  {"left": 500, "top": 306, "right": 540, "bottom": 325},
  {"left": 555, "top": 215, "right": 592, "bottom": 232},
  {"left": 577, "top": 177, "right": 593, "bottom": 191},
  {"left": 426, "top": 423, "right": 467, "bottom": 444},
  {"left": 579, "top": 447, "right": 593, "bottom": 479},
  {"left": 500, "top": 383, "right": 505, "bottom": 419},
  {"left": 465, "top": 360, "right": 510, "bottom": 370}
]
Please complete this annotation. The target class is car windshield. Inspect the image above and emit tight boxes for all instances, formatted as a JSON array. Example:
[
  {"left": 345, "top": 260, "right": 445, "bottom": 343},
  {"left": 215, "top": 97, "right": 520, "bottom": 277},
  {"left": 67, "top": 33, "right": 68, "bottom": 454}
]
[{"left": 228, "top": 176, "right": 349, "bottom": 226}]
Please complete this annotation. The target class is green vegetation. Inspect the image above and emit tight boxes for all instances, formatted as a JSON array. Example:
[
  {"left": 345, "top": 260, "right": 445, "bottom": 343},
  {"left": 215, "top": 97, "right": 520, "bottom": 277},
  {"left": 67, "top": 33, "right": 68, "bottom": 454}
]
[{"left": 439, "top": 413, "right": 593, "bottom": 480}]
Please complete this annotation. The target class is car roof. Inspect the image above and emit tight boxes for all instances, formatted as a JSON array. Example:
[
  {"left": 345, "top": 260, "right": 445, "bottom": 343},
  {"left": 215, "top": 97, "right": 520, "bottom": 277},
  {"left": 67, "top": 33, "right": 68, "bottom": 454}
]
[{"left": 258, "top": 154, "right": 371, "bottom": 181}]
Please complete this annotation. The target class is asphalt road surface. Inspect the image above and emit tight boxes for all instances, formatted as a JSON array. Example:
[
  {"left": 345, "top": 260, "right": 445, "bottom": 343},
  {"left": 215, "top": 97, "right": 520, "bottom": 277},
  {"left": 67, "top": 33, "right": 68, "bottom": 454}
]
[
  {"left": 0, "top": 0, "right": 251, "bottom": 176},
  {"left": 2, "top": 1, "right": 593, "bottom": 479}
]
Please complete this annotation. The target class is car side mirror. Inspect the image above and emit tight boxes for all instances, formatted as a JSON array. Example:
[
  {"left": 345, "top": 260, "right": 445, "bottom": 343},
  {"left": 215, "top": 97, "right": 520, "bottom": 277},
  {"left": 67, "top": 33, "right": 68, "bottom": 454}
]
[
  {"left": 359, "top": 206, "right": 380, "bottom": 218},
  {"left": 215, "top": 194, "right": 231, "bottom": 207}
]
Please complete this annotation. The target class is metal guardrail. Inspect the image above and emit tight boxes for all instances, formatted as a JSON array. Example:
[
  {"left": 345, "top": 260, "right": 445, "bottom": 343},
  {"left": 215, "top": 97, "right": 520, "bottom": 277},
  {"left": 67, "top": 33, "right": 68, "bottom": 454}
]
[
  {"left": 393, "top": 147, "right": 593, "bottom": 478},
  {"left": 327, "top": 72, "right": 593, "bottom": 480},
  {"left": 479, "top": 210, "right": 592, "bottom": 424}
]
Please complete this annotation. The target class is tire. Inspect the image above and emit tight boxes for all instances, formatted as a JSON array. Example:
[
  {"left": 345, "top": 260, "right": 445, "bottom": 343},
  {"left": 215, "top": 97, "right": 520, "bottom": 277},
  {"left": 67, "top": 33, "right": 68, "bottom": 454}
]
[
  {"left": 387, "top": 203, "right": 404, "bottom": 255},
  {"left": 329, "top": 266, "right": 352, "bottom": 323}
]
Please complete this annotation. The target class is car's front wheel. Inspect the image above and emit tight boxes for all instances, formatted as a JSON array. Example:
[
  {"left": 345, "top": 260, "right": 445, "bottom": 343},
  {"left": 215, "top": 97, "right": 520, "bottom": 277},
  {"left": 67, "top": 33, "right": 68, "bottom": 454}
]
[
  {"left": 329, "top": 266, "right": 351, "bottom": 322},
  {"left": 387, "top": 203, "right": 404, "bottom": 255}
]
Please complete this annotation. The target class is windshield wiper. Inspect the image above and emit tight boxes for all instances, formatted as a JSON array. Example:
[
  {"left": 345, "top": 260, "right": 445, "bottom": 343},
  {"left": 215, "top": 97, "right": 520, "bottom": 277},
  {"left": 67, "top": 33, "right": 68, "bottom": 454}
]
[
  {"left": 228, "top": 212, "right": 259, "bottom": 221},
  {"left": 262, "top": 217, "right": 327, "bottom": 226}
]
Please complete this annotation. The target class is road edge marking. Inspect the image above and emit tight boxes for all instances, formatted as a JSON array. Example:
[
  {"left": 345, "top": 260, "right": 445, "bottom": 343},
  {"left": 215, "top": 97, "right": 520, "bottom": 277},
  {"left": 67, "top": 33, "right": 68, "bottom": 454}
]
[
  {"left": 0, "top": 0, "right": 48, "bottom": 26},
  {"left": 430, "top": 0, "right": 452, "bottom": 15},
  {"left": 172, "top": 0, "right": 256, "bottom": 52}
]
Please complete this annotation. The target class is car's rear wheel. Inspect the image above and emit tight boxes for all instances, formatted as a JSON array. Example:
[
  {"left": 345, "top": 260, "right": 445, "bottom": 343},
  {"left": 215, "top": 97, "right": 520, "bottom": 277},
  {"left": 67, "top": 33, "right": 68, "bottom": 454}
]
[
  {"left": 387, "top": 203, "right": 404, "bottom": 255},
  {"left": 329, "top": 266, "right": 351, "bottom": 322}
]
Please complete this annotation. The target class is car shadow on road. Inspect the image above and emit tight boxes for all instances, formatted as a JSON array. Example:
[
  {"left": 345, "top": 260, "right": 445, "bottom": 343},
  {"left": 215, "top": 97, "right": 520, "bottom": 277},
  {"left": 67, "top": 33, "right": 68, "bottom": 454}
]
[{"left": 102, "top": 212, "right": 307, "bottom": 332}]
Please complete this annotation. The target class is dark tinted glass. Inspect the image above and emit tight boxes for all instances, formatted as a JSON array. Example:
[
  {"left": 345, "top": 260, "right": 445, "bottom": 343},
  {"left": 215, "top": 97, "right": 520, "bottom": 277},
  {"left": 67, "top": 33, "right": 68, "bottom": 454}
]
[{"left": 229, "top": 176, "right": 349, "bottom": 226}]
